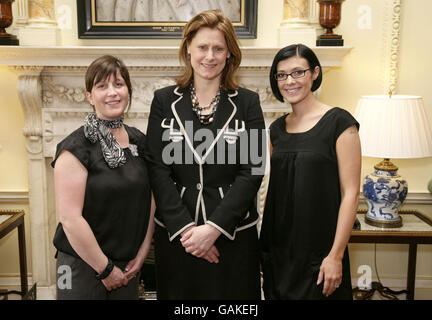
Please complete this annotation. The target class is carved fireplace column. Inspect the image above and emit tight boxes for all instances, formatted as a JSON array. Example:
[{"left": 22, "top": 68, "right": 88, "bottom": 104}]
[
  {"left": 14, "top": 0, "right": 28, "bottom": 25},
  {"left": 279, "top": 0, "right": 322, "bottom": 47},
  {"left": 14, "top": 65, "right": 56, "bottom": 288},
  {"left": 15, "top": 0, "right": 59, "bottom": 45}
]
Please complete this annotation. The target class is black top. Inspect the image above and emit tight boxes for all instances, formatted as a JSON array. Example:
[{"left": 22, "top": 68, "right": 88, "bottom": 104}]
[
  {"left": 260, "top": 107, "right": 359, "bottom": 299},
  {"left": 51, "top": 125, "right": 151, "bottom": 262}
]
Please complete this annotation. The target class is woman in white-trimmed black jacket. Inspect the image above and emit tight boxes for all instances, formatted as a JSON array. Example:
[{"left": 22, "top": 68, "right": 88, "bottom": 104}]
[{"left": 145, "top": 10, "right": 265, "bottom": 299}]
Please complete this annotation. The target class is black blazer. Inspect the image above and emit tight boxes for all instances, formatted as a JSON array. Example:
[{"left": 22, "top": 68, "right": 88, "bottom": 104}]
[{"left": 146, "top": 85, "right": 265, "bottom": 241}]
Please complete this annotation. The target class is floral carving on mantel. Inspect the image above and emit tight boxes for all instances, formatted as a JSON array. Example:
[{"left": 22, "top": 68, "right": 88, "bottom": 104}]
[
  {"left": 242, "top": 84, "right": 280, "bottom": 106},
  {"left": 42, "top": 76, "right": 280, "bottom": 108},
  {"left": 43, "top": 77, "right": 86, "bottom": 105},
  {"left": 42, "top": 77, "right": 178, "bottom": 108},
  {"left": 132, "top": 78, "right": 176, "bottom": 108}
]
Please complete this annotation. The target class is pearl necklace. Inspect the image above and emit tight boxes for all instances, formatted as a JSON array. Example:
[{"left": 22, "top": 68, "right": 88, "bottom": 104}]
[{"left": 190, "top": 85, "right": 221, "bottom": 125}]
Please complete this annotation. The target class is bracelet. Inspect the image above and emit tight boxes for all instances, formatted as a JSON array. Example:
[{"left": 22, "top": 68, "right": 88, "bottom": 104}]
[{"left": 95, "top": 258, "right": 114, "bottom": 280}]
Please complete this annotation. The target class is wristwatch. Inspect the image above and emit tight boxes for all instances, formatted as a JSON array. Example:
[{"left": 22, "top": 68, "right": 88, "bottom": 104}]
[{"left": 95, "top": 258, "right": 114, "bottom": 280}]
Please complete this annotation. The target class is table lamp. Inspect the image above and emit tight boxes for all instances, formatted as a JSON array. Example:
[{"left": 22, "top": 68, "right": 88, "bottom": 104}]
[{"left": 354, "top": 94, "right": 432, "bottom": 228}]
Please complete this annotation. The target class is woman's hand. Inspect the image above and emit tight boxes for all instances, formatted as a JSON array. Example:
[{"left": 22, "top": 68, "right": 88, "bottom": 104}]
[
  {"left": 123, "top": 256, "right": 145, "bottom": 282},
  {"left": 317, "top": 255, "right": 342, "bottom": 297},
  {"left": 202, "top": 245, "right": 220, "bottom": 264},
  {"left": 101, "top": 265, "right": 128, "bottom": 291},
  {"left": 180, "top": 224, "right": 221, "bottom": 259}
]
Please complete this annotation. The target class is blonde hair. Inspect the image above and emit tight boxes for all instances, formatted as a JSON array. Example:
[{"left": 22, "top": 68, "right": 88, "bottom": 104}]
[{"left": 176, "top": 10, "right": 241, "bottom": 90}]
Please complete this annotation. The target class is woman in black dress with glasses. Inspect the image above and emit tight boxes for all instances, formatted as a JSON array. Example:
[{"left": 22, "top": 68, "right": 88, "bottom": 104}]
[{"left": 260, "top": 44, "right": 361, "bottom": 300}]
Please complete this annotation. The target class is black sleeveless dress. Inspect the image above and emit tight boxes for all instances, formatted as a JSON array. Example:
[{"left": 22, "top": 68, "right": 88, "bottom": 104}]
[{"left": 260, "top": 107, "right": 359, "bottom": 300}]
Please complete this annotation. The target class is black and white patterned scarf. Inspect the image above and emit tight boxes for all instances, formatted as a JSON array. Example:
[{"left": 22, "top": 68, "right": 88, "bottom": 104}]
[{"left": 84, "top": 113, "right": 126, "bottom": 168}]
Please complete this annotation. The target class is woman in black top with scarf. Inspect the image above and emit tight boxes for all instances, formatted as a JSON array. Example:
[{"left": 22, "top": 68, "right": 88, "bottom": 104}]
[{"left": 52, "top": 55, "right": 155, "bottom": 300}]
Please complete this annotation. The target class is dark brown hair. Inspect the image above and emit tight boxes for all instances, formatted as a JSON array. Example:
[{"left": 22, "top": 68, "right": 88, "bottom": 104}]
[
  {"left": 176, "top": 10, "right": 241, "bottom": 90},
  {"left": 270, "top": 44, "right": 322, "bottom": 102},
  {"left": 85, "top": 55, "right": 133, "bottom": 110}
]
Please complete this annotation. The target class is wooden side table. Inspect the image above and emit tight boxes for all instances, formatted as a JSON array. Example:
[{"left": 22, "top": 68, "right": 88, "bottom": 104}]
[
  {"left": 0, "top": 210, "right": 28, "bottom": 298},
  {"left": 350, "top": 210, "right": 432, "bottom": 300}
]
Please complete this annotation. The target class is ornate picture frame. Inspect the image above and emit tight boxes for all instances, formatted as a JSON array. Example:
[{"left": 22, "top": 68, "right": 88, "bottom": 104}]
[{"left": 77, "top": 0, "right": 258, "bottom": 39}]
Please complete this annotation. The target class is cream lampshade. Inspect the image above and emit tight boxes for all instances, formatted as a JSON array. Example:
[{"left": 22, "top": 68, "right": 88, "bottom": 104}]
[{"left": 354, "top": 95, "right": 432, "bottom": 228}]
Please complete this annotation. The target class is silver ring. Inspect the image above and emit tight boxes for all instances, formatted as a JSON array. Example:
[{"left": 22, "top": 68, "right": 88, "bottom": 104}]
[{"left": 335, "top": 284, "right": 339, "bottom": 288}]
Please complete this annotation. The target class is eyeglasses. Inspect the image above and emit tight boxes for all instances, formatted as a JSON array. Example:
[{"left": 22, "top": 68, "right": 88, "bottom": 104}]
[{"left": 274, "top": 69, "right": 311, "bottom": 81}]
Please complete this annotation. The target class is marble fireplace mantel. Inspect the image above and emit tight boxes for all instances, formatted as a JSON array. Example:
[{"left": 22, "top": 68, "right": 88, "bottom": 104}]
[
  {"left": 0, "top": 46, "right": 351, "bottom": 67},
  {"left": 0, "top": 46, "right": 351, "bottom": 293}
]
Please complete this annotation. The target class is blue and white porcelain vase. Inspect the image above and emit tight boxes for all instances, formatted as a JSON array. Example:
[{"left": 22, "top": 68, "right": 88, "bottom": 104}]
[{"left": 363, "top": 159, "right": 407, "bottom": 228}]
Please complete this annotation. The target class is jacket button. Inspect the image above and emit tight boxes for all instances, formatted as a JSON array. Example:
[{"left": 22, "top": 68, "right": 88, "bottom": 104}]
[{"left": 196, "top": 183, "right": 202, "bottom": 190}]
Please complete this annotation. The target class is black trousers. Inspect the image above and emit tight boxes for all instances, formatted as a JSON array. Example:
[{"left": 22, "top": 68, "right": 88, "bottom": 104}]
[{"left": 56, "top": 251, "right": 140, "bottom": 300}]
